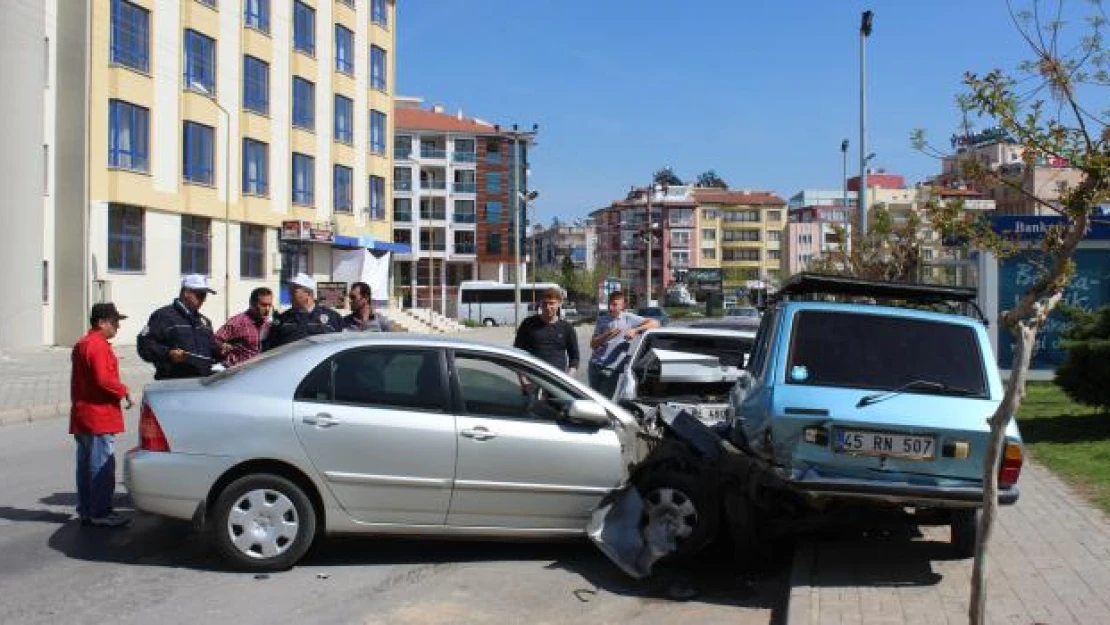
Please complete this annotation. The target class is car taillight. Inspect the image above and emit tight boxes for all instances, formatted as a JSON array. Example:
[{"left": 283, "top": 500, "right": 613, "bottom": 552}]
[
  {"left": 139, "top": 402, "right": 171, "bottom": 452},
  {"left": 999, "top": 441, "right": 1023, "bottom": 488}
]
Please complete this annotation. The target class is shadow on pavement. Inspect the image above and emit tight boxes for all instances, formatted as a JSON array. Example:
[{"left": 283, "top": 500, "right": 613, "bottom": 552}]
[{"left": 802, "top": 519, "right": 958, "bottom": 587}]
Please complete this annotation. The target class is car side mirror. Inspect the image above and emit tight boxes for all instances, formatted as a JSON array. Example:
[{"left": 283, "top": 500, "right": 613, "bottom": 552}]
[{"left": 565, "top": 399, "right": 610, "bottom": 427}]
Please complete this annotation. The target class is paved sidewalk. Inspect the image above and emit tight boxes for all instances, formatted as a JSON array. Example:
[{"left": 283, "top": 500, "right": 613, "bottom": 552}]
[{"left": 787, "top": 462, "right": 1110, "bottom": 625}]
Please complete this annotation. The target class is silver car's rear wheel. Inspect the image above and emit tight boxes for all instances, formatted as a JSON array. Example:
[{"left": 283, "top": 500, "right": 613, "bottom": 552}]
[{"left": 211, "top": 474, "right": 317, "bottom": 571}]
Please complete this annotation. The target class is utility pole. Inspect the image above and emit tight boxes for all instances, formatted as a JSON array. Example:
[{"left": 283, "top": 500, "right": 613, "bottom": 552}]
[
  {"left": 645, "top": 185, "right": 653, "bottom": 306},
  {"left": 859, "top": 10, "right": 873, "bottom": 236},
  {"left": 841, "top": 139, "right": 849, "bottom": 210},
  {"left": 504, "top": 123, "right": 539, "bottom": 328}
]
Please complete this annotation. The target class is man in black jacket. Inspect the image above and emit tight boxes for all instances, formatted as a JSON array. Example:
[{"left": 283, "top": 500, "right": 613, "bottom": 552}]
[
  {"left": 265, "top": 273, "right": 342, "bottom": 350},
  {"left": 137, "top": 274, "right": 226, "bottom": 379},
  {"left": 513, "top": 288, "right": 579, "bottom": 374}
]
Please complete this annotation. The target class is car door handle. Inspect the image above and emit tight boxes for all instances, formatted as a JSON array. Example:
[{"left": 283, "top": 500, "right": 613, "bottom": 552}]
[
  {"left": 302, "top": 413, "right": 340, "bottom": 428},
  {"left": 460, "top": 426, "right": 496, "bottom": 441}
]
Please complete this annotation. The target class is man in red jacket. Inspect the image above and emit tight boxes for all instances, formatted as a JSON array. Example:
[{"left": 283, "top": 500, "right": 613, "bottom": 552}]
[{"left": 71, "top": 303, "right": 133, "bottom": 528}]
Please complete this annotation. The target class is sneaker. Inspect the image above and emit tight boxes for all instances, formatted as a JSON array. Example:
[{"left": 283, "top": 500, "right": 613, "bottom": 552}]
[{"left": 85, "top": 513, "right": 130, "bottom": 528}]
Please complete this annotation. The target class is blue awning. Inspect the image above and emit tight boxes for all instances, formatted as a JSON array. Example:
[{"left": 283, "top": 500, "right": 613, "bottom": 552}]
[
  {"left": 366, "top": 240, "right": 411, "bottom": 253},
  {"left": 332, "top": 235, "right": 361, "bottom": 248}
]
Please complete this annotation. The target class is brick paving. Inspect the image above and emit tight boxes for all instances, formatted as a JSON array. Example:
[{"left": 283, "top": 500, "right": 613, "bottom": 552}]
[{"left": 787, "top": 462, "right": 1110, "bottom": 625}]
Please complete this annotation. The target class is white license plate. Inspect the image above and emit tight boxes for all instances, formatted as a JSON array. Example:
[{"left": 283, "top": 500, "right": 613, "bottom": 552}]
[{"left": 835, "top": 429, "right": 935, "bottom": 460}]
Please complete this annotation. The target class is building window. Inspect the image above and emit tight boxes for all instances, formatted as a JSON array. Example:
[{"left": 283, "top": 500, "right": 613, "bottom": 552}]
[
  {"left": 369, "top": 175, "right": 386, "bottom": 219},
  {"left": 723, "top": 229, "right": 761, "bottom": 242},
  {"left": 370, "top": 45, "right": 387, "bottom": 91},
  {"left": 241, "top": 224, "right": 266, "bottom": 278},
  {"left": 108, "top": 205, "right": 144, "bottom": 272},
  {"left": 393, "top": 198, "right": 412, "bottom": 222},
  {"left": 486, "top": 138, "right": 502, "bottom": 163},
  {"left": 334, "top": 165, "right": 353, "bottom": 213},
  {"left": 370, "top": 110, "right": 387, "bottom": 154},
  {"left": 371, "top": 0, "right": 388, "bottom": 27},
  {"left": 184, "top": 29, "right": 216, "bottom": 94},
  {"left": 243, "top": 55, "right": 269, "bottom": 114},
  {"left": 180, "top": 215, "right": 211, "bottom": 276},
  {"left": 183, "top": 121, "right": 214, "bottom": 185},
  {"left": 110, "top": 0, "right": 149, "bottom": 72},
  {"left": 702, "top": 248, "right": 716, "bottom": 260},
  {"left": 242, "top": 138, "right": 269, "bottom": 196},
  {"left": 334, "top": 95, "right": 353, "bottom": 143},
  {"left": 395, "top": 135, "right": 412, "bottom": 159},
  {"left": 485, "top": 201, "right": 502, "bottom": 223},
  {"left": 486, "top": 172, "right": 502, "bottom": 193},
  {"left": 244, "top": 0, "right": 270, "bottom": 33},
  {"left": 767, "top": 210, "right": 782, "bottom": 221},
  {"left": 767, "top": 230, "right": 781, "bottom": 242},
  {"left": 335, "top": 24, "right": 353, "bottom": 74},
  {"left": 292, "top": 77, "right": 315, "bottom": 129},
  {"left": 293, "top": 1, "right": 316, "bottom": 55},
  {"left": 701, "top": 227, "right": 715, "bottom": 241},
  {"left": 393, "top": 228, "right": 412, "bottom": 246},
  {"left": 768, "top": 250, "right": 782, "bottom": 261},
  {"left": 487, "top": 233, "right": 502, "bottom": 255},
  {"left": 292, "top": 153, "right": 314, "bottom": 205},
  {"left": 108, "top": 99, "right": 149, "bottom": 172}
]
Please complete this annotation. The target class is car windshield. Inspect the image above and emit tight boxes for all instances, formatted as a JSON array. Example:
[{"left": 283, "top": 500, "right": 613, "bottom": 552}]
[
  {"left": 631, "top": 333, "right": 753, "bottom": 400},
  {"left": 785, "top": 310, "right": 988, "bottom": 397}
]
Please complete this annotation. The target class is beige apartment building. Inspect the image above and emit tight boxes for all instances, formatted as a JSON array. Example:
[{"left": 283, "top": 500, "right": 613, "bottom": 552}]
[
  {"left": 693, "top": 189, "right": 786, "bottom": 294},
  {"left": 2, "top": 0, "right": 396, "bottom": 348}
]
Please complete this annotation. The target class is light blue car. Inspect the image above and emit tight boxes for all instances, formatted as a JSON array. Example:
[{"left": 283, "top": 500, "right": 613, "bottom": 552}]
[{"left": 728, "top": 274, "right": 1023, "bottom": 556}]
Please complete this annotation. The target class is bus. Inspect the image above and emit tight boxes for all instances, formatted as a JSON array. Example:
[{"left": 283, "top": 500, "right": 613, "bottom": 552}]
[{"left": 457, "top": 280, "right": 564, "bottom": 327}]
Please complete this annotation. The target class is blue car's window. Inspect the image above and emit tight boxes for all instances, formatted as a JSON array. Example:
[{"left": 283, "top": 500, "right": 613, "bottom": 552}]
[{"left": 785, "top": 310, "right": 987, "bottom": 397}]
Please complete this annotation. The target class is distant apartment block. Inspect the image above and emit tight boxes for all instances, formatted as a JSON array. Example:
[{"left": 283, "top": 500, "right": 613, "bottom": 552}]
[{"left": 528, "top": 220, "right": 595, "bottom": 271}]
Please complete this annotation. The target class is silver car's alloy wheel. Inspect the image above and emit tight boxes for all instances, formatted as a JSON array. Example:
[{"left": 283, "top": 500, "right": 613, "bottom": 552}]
[
  {"left": 643, "top": 487, "right": 699, "bottom": 540},
  {"left": 227, "top": 488, "right": 300, "bottom": 559}
]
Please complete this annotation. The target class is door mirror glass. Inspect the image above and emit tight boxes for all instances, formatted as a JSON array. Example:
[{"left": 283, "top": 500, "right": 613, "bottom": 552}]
[{"left": 565, "top": 399, "right": 609, "bottom": 427}]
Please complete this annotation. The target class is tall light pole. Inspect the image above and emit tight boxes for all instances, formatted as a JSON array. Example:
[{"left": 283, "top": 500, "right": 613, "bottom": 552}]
[
  {"left": 641, "top": 183, "right": 664, "bottom": 306},
  {"left": 504, "top": 123, "right": 539, "bottom": 328},
  {"left": 859, "top": 10, "right": 873, "bottom": 236},
  {"left": 191, "top": 81, "right": 231, "bottom": 322},
  {"left": 840, "top": 139, "right": 849, "bottom": 210}
]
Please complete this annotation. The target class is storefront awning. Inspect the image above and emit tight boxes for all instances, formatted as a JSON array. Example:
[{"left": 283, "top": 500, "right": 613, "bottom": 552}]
[
  {"left": 365, "top": 240, "right": 411, "bottom": 253},
  {"left": 332, "top": 235, "right": 361, "bottom": 248}
]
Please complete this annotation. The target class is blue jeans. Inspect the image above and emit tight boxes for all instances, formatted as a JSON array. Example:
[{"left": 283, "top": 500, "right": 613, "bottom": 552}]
[
  {"left": 74, "top": 434, "right": 116, "bottom": 519},
  {"left": 588, "top": 362, "right": 619, "bottom": 400}
]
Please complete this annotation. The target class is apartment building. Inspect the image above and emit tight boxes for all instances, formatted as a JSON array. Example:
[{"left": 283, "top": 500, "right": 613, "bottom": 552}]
[
  {"left": 528, "top": 220, "right": 595, "bottom": 270},
  {"left": 393, "top": 100, "right": 532, "bottom": 315},
  {"left": 692, "top": 189, "right": 786, "bottom": 293},
  {"left": 1, "top": 0, "right": 396, "bottom": 349}
]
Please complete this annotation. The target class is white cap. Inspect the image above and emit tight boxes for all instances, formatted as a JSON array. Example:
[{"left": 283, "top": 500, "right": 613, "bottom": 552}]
[
  {"left": 181, "top": 274, "right": 216, "bottom": 294},
  {"left": 289, "top": 272, "right": 316, "bottom": 293}
]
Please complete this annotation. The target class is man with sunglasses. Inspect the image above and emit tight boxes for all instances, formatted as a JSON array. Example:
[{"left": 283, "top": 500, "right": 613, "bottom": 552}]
[{"left": 137, "top": 274, "right": 228, "bottom": 379}]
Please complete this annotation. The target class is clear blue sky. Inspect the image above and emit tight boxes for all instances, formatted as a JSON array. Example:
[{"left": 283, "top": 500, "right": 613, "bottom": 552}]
[{"left": 396, "top": 1, "right": 1050, "bottom": 225}]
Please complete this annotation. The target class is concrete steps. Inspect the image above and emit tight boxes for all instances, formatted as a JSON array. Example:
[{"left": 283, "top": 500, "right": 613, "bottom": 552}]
[{"left": 383, "top": 307, "right": 468, "bottom": 334}]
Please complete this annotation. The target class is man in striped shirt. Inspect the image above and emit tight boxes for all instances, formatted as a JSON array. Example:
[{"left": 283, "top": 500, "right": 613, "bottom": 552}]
[{"left": 216, "top": 287, "right": 273, "bottom": 367}]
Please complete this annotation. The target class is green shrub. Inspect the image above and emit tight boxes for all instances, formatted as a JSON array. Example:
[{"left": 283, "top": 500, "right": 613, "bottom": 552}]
[{"left": 1054, "top": 305, "right": 1110, "bottom": 409}]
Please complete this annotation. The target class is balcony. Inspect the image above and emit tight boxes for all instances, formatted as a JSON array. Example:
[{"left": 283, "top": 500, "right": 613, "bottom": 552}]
[
  {"left": 454, "top": 244, "right": 476, "bottom": 254},
  {"left": 453, "top": 212, "right": 476, "bottom": 223},
  {"left": 669, "top": 239, "right": 691, "bottom": 249},
  {"left": 452, "top": 151, "right": 477, "bottom": 163},
  {"left": 420, "top": 210, "right": 447, "bottom": 221},
  {"left": 393, "top": 210, "right": 412, "bottom": 222},
  {"left": 420, "top": 148, "right": 447, "bottom": 159},
  {"left": 394, "top": 147, "right": 413, "bottom": 160},
  {"left": 421, "top": 242, "right": 447, "bottom": 251},
  {"left": 393, "top": 180, "right": 413, "bottom": 192},
  {"left": 453, "top": 182, "right": 476, "bottom": 193},
  {"left": 420, "top": 179, "right": 447, "bottom": 191}
]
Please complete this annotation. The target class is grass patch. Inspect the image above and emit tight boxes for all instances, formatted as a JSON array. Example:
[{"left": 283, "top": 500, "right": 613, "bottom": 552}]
[{"left": 1016, "top": 382, "right": 1110, "bottom": 514}]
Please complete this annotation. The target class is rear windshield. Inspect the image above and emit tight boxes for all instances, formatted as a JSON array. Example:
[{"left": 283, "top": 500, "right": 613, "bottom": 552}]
[
  {"left": 785, "top": 310, "right": 988, "bottom": 397},
  {"left": 199, "top": 339, "right": 313, "bottom": 386}
]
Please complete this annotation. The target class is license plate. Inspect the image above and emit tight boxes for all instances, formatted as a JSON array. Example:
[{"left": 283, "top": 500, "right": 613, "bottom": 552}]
[{"left": 835, "top": 429, "right": 935, "bottom": 460}]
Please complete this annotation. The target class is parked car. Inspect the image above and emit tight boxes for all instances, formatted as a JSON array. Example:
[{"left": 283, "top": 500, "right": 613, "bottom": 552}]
[
  {"left": 125, "top": 334, "right": 709, "bottom": 571},
  {"left": 611, "top": 327, "right": 756, "bottom": 427},
  {"left": 727, "top": 273, "right": 1024, "bottom": 556},
  {"left": 681, "top": 317, "right": 761, "bottom": 333},
  {"left": 723, "top": 306, "right": 761, "bottom": 320},
  {"left": 635, "top": 306, "right": 671, "bottom": 327}
]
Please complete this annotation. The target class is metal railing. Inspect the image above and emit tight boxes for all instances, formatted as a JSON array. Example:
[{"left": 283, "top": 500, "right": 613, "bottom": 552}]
[
  {"left": 420, "top": 148, "right": 447, "bottom": 159},
  {"left": 452, "top": 151, "right": 477, "bottom": 163},
  {"left": 453, "top": 212, "right": 476, "bottom": 223},
  {"left": 420, "top": 180, "right": 447, "bottom": 190},
  {"left": 452, "top": 183, "right": 476, "bottom": 193},
  {"left": 393, "top": 211, "right": 412, "bottom": 222}
]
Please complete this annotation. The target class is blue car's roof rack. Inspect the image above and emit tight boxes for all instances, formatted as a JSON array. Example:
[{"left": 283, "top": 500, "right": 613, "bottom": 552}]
[{"left": 773, "top": 273, "right": 988, "bottom": 325}]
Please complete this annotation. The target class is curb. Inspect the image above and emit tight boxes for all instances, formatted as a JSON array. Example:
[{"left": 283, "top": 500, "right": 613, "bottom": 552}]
[
  {"left": 784, "top": 540, "right": 816, "bottom": 625},
  {"left": 0, "top": 401, "right": 69, "bottom": 427}
]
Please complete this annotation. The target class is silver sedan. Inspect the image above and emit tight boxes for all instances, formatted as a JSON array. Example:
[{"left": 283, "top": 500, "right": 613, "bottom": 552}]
[{"left": 124, "top": 334, "right": 699, "bottom": 572}]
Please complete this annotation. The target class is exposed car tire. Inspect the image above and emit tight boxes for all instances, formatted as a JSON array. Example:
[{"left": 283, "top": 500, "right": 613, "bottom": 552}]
[
  {"left": 211, "top": 474, "right": 317, "bottom": 572},
  {"left": 482, "top": 318, "right": 496, "bottom": 327},
  {"left": 637, "top": 469, "right": 719, "bottom": 561},
  {"left": 950, "top": 508, "right": 980, "bottom": 558}
]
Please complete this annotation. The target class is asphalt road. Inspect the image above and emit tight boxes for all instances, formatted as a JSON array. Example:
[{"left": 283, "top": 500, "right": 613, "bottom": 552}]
[{"left": 0, "top": 325, "right": 785, "bottom": 625}]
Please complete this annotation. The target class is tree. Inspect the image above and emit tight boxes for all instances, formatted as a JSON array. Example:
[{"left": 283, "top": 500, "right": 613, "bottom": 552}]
[
  {"left": 695, "top": 170, "right": 728, "bottom": 189},
  {"left": 806, "top": 204, "right": 925, "bottom": 283},
  {"left": 1054, "top": 304, "right": 1110, "bottom": 409},
  {"left": 913, "top": 3, "right": 1110, "bottom": 623},
  {"left": 653, "top": 167, "right": 684, "bottom": 187}
]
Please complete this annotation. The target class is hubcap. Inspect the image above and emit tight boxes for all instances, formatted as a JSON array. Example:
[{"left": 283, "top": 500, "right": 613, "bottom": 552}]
[
  {"left": 644, "top": 487, "right": 698, "bottom": 540},
  {"left": 227, "top": 488, "right": 299, "bottom": 559}
]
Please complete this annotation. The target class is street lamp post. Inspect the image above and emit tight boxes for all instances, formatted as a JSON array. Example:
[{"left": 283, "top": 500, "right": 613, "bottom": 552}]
[
  {"left": 504, "top": 123, "right": 539, "bottom": 328},
  {"left": 841, "top": 139, "right": 849, "bottom": 210},
  {"left": 859, "top": 10, "right": 873, "bottom": 236},
  {"left": 191, "top": 82, "right": 231, "bottom": 322},
  {"left": 641, "top": 182, "right": 664, "bottom": 306}
]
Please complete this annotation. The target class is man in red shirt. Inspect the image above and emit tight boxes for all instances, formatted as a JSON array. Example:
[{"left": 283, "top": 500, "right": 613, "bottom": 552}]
[
  {"left": 71, "top": 303, "right": 133, "bottom": 528},
  {"left": 216, "top": 286, "right": 273, "bottom": 366}
]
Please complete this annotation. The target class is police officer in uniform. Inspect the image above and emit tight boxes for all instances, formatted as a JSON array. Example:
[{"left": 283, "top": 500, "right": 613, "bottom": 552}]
[
  {"left": 137, "top": 274, "right": 227, "bottom": 379},
  {"left": 265, "top": 273, "right": 342, "bottom": 349}
]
